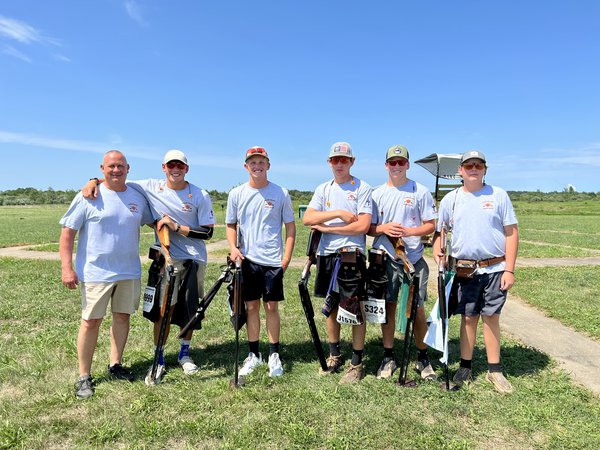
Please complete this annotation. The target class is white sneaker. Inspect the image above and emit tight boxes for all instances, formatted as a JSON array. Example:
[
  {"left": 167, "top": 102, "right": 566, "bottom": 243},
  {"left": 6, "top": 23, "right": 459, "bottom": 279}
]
[
  {"left": 178, "top": 355, "right": 199, "bottom": 375},
  {"left": 144, "top": 364, "right": 166, "bottom": 386},
  {"left": 239, "top": 352, "right": 263, "bottom": 376},
  {"left": 268, "top": 352, "right": 284, "bottom": 377}
]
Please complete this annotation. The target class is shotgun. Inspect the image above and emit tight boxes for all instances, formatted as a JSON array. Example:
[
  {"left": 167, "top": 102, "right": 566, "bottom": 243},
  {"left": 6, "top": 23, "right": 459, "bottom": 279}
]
[
  {"left": 298, "top": 229, "right": 328, "bottom": 371},
  {"left": 388, "top": 235, "right": 415, "bottom": 275},
  {"left": 230, "top": 226, "right": 244, "bottom": 387},
  {"left": 147, "top": 226, "right": 176, "bottom": 385},
  {"left": 177, "top": 262, "right": 234, "bottom": 338},
  {"left": 397, "top": 276, "right": 420, "bottom": 387},
  {"left": 438, "top": 222, "right": 455, "bottom": 390}
]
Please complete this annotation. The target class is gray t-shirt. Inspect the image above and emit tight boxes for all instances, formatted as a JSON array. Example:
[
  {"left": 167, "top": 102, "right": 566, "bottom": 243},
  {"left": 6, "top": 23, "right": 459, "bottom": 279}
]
[
  {"left": 60, "top": 183, "right": 154, "bottom": 282},
  {"left": 371, "top": 179, "right": 437, "bottom": 264},
  {"left": 307, "top": 177, "right": 372, "bottom": 255},
  {"left": 437, "top": 185, "right": 517, "bottom": 273},
  {"left": 226, "top": 182, "right": 295, "bottom": 267},
  {"left": 128, "top": 179, "right": 215, "bottom": 263}
]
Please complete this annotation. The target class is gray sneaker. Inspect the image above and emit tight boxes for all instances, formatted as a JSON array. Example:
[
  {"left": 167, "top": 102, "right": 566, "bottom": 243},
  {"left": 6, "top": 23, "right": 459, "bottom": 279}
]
[
  {"left": 486, "top": 371, "right": 513, "bottom": 394},
  {"left": 144, "top": 364, "right": 166, "bottom": 386},
  {"left": 319, "top": 355, "right": 344, "bottom": 375},
  {"left": 376, "top": 358, "right": 397, "bottom": 379},
  {"left": 453, "top": 367, "right": 472, "bottom": 387},
  {"left": 415, "top": 360, "right": 437, "bottom": 381},
  {"left": 75, "top": 375, "right": 94, "bottom": 399},
  {"left": 339, "top": 363, "right": 365, "bottom": 384}
]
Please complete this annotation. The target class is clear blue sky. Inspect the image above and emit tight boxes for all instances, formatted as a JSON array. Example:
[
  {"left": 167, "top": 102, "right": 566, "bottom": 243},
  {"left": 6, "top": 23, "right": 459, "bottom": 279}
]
[{"left": 1, "top": 1, "right": 599, "bottom": 193}]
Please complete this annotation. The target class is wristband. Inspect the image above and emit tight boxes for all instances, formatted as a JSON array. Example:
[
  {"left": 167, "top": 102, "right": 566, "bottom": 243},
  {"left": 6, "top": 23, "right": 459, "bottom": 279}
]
[
  {"left": 175, "top": 223, "right": 181, "bottom": 233},
  {"left": 504, "top": 270, "right": 514, "bottom": 274},
  {"left": 89, "top": 177, "right": 100, "bottom": 184}
]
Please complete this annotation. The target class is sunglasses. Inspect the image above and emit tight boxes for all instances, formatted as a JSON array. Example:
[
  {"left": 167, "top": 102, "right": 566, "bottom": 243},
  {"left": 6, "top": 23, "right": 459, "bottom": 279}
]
[
  {"left": 387, "top": 159, "right": 408, "bottom": 167},
  {"left": 246, "top": 147, "right": 268, "bottom": 158},
  {"left": 329, "top": 156, "right": 351, "bottom": 164},
  {"left": 462, "top": 162, "right": 485, "bottom": 170},
  {"left": 166, "top": 161, "right": 187, "bottom": 170}
]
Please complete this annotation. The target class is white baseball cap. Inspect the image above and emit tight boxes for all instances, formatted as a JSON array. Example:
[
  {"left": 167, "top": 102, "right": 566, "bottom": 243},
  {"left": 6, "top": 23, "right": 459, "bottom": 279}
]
[{"left": 163, "top": 149, "right": 188, "bottom": 165}]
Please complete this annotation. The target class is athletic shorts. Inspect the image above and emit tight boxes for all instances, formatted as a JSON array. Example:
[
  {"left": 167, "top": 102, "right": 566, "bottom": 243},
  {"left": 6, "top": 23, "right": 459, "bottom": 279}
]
[
  {"left": 385, "top": 257, "right": 429, "bottom": 308},
  {"left": 454, "top": 271, "right": 507, "bottom": 316},
  {"left": 314, "top": 252, "right": 367, "bottom": 299},
  {"left": 158, "top": 258, "right": 206, "bottom": 307},
  {"left": 241, "top": 259, "right": 284, "bottom": 302},
  {"left": 81, "top": 279, "right": 141, "bottom": 320}
]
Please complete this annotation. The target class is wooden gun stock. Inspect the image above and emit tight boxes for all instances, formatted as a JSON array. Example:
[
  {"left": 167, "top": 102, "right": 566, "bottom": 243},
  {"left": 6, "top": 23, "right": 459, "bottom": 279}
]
[{"left": 388, "top": 235, "right": 415, "bottom": 275}]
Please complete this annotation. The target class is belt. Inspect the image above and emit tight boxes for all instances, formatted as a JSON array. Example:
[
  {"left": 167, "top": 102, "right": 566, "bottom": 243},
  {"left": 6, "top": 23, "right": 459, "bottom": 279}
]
[{"left": 456, "top": 256, "right": 505, "bottom": 268}]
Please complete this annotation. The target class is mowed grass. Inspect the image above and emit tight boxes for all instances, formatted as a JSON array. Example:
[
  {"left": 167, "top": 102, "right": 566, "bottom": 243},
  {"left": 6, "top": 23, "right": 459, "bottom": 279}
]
[
  {"left": 0, "top": 203, "right": 228, "bottom": 254},
  {"left": 2, "top": 257, "right": 600, "bottom": 449},
  {"left": 0, "top": 205, "right": 64, "bottom": 248},
  {"left": 511, "top": 266, "right": 600, "bottom": 341},
  {"left": 513, "top": 201, "right": 600, "bottom": 258}
]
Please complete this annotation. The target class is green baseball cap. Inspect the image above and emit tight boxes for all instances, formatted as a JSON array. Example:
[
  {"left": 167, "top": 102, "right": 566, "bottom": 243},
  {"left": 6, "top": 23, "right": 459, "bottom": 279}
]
[{"left": 386, "top": 145, "right": 409, "bottom": 161}]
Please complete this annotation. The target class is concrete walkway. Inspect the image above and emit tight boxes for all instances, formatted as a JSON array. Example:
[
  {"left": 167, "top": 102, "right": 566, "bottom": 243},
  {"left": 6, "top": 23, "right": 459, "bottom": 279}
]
[
  {"left": 1, "top": 240, "right": 599, "bottom": 395},
  {"left": 502, "top": 294, "right": 600, "bottom": 395}
]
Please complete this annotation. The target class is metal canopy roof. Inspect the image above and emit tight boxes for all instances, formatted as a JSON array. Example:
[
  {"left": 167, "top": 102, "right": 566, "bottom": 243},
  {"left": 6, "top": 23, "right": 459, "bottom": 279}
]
[{"left": 414, "top": 153, "right": 462, "bottom": 180}]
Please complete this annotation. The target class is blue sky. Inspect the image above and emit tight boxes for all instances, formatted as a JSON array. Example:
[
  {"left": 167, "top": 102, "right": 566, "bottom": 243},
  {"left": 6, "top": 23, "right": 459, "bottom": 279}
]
[{"left": 1, "top": 1, "right": 599, "bottom": 193}]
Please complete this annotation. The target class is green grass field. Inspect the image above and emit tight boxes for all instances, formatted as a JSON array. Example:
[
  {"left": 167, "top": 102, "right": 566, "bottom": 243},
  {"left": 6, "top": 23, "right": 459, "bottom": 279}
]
[
  {"left": 1, "top": 201, "right": 600, "bottom": 448},
  {"left": 1, "top": 258, "right": 600, "bottom": 449},
  {"left": 511, "top": 266, "right": 600, "bottom": 341},
  {"left": 0, "top": 205, "right": 64, "bottom": 248},
  {"left": 515, "top": 203, "right": 600, "bottom": 258}
]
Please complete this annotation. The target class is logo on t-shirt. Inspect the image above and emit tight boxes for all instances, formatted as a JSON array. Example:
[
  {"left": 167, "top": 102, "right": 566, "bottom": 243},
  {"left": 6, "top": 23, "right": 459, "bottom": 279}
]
[
  {"left": 128, "top": 203, "right": 139, "bottom": 213},
  {"left": 347, "top": 192, "right": 357, "bottom": 201},
  {"left": 403, "top": 197, "right": 414, "bottom": 207},
  {"left": 182, "top": 202, "right": 193, "bottom": 212},
  {"left": 264, "top": 199, "right": 275, "bottom": 209},
  {"left": 481, "top": 200, "right": 494, "bottom": 210}
]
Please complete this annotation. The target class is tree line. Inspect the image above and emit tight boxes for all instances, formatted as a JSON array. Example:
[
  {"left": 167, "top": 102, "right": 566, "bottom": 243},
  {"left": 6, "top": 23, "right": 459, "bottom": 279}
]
[
  {"left": 0, "top": 187, "right": 596, "bottom": 206},
  {"left": 0, "top": 187, "right": 316, "bottom": 206}
]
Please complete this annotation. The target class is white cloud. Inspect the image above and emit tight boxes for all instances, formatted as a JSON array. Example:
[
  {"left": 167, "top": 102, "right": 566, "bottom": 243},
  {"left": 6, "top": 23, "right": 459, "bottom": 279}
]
[
  {"left": 53, "top": 53, "right": 72, "bottom": 63},
  {"left": 1, "top": 44, "right": 32, "bottom": 63},
  {"left": 0, "top": 15, "right": 59, "bottom": 45},
  {"left": 124, "top": 0, "right": 149, "bottom": 26},
  {"left": 0, "top": 130, "right": 107, "bottom": 153},
  {"left": 529, "top": 144, "right": 600, "bottom": 168},
  {"left": 0, "top": 130, "right": 160, "bottom": 163},
  {"left": 0, "top": 15, "right": 67, "bottom": 63}
]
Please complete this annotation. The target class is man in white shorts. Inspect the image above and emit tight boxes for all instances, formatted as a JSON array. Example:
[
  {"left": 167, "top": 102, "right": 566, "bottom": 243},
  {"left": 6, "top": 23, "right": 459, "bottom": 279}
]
[
  {"left": 61, "top": 150, "right": 154, "bottom": 399},
  {"left": 82, "top": 149, "right": 215, "bottom": 382}
]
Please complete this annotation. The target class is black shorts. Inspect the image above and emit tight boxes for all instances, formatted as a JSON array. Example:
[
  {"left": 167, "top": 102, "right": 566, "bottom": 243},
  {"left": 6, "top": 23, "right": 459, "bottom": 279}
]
[
  {"left": 241, "top": 259, "right": 284, "bottom": 302},
  {"left": 454, "top": 271, "right": 507, "bottom": 316}
]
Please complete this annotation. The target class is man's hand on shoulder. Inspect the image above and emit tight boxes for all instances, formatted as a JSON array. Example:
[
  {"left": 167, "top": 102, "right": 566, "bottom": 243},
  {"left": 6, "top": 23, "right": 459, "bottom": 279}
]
[{"left": 82, "top": 178, "right": 103, "bottom": 199}]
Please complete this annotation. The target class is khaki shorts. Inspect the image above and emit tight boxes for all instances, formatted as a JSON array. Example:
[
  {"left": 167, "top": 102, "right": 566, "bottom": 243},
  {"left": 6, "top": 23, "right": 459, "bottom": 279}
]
[
  {"left": 81, "top": 279, "right": 141, "bottom": 320},
  {"left": 158, "top": 259, "right": 206, "bottom": 307}
]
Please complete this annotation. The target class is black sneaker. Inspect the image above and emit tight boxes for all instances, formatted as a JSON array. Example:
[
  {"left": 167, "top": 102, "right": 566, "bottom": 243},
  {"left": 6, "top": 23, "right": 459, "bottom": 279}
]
[
  {"left": 75, "top": 375, "right": 94, "bottom": 399},
  {"left": 108, "top": 363, "right": 135, "bottom": 382}
]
